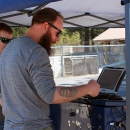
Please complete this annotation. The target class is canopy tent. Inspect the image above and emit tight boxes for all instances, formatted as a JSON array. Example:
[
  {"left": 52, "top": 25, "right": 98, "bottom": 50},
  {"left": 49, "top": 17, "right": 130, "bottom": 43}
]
[
  {"left": 0, "top": 0, "right": 60, "bottom": 26},
  {"left": 0, "top": 0, "right": 130, "bottom": 129},
  {"left": 93, "top": 28, "right": 125, "bottom": 41},
  {"left": 0, "top": 0, "right": 125, "bottom": 28},
  {"left": 0, "top": 0, "right": 60, "bottom": 14}
]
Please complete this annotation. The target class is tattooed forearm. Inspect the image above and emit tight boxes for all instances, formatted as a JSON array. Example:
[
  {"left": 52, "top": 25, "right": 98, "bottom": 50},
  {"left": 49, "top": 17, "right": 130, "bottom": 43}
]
[{"left": 58, "top": 87, "right": 78, "bottom": 98}]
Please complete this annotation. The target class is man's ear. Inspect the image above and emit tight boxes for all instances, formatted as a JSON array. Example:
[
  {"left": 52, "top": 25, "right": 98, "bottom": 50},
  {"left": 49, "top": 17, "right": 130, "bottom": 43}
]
[{"left": 41, "top": 22, "right": 49, "bottom": 32}]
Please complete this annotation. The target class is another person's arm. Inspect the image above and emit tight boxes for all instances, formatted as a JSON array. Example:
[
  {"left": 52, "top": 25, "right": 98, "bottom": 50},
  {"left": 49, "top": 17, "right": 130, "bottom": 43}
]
[{"left": 52, "top": 79, "right": 100, "bottom": 104}]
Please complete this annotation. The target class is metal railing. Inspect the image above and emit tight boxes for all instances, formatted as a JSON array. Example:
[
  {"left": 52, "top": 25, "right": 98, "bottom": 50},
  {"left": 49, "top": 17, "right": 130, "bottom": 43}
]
[{"left": 50, "top": 44, "right": 126, "bottom": 78}]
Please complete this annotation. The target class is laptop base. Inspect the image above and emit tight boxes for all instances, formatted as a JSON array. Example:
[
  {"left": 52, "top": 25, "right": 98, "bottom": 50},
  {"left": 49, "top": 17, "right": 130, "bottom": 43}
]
[{"left": 84, "top": 93, "right": 123, "bottom": 100}]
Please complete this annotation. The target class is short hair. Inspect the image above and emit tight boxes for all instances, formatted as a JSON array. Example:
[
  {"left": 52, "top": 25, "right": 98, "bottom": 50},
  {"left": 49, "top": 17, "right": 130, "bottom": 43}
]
[
  {"left": 31, "top": 7, "right": 64, "bottom": 26},
  {"left": 0, "top": 22, "right": 13, "bottom": 34}
]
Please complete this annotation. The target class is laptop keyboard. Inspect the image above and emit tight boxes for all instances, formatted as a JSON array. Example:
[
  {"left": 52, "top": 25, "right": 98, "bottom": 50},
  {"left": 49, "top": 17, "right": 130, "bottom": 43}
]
[{"left": 84, "top": 93, "right": 123, "bottom": 100}]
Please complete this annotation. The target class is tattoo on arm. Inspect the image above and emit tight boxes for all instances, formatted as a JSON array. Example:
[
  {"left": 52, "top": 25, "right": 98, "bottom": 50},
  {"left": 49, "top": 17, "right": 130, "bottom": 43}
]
[{"left": 58, "top": 87, "right": 78, "bottom": 98}]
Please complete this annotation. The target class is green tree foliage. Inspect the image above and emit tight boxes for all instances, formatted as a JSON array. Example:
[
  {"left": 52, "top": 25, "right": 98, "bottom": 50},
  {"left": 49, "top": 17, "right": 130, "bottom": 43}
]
[
  {"left": 12, "top": 27, "right": 28, "bottom": 38},
  {"left": 54, "top": 28, "right": 81, "bottom": 46},
  {"left": 88, "top": 28, "right": 107, "bottom": 45},
  {"left": 11, "top": 27, "right": 107, "bottom": 46},
  {"left": 55, "top": 27, "right": 107, "bottom": 46}
]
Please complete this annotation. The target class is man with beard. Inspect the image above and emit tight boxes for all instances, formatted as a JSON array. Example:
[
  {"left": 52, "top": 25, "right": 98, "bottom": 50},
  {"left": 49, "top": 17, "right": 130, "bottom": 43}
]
[{"left": 0, "top": 8, "right": 100, "bottom": 130}]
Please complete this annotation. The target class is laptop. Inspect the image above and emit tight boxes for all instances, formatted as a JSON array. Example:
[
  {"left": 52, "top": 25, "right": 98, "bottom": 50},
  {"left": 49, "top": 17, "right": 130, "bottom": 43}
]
[
  {"left": 97, "top": 67, "right": 126, "bottom": 94},
  {"left": 85, "top": 67, "right": 126, "bottom": 100}
]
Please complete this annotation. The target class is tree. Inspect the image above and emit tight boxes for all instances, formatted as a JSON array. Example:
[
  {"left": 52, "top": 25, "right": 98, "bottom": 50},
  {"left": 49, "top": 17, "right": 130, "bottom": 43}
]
[
  {"left": 12, "top": 27, "right": 28, "bottom": 38},
  {"left": 55, "top": 27, "right": 107, "bottom": 46},
  {"left": 11, "top": 27, "right": 107, "bottom": 46},
  {"left": 54, "top": 28, "right": 81, "bottom": 46}
]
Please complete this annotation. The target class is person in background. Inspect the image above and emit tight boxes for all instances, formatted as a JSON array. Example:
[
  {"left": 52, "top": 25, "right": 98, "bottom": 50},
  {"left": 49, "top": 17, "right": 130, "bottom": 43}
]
[
  {"left": 0, "top": 8, "right": 100, "bottom": 130},
  {"left": 0, "top": 22, "right": 13, "bottom": 130}
]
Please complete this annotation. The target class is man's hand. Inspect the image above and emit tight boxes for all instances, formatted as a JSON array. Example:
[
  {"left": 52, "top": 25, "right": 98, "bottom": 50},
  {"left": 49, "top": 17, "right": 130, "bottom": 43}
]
[
  {"left": 53, "top": 79, "right": 100, "bottom": 104},
  {"left": 86, "top": 79, "right": 100, "bottom": 97}
]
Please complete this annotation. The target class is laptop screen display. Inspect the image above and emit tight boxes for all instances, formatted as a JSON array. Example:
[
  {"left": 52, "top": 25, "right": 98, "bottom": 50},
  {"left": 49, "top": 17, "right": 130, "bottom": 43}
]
[{"left": 97, "top": 67, "right": 125, "bottom": 94}]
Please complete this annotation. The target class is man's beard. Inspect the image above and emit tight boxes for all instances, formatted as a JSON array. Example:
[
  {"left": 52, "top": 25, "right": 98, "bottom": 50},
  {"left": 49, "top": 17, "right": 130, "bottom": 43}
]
[{"left": 38, "top": 30, "right": 52, "bottom": 56}]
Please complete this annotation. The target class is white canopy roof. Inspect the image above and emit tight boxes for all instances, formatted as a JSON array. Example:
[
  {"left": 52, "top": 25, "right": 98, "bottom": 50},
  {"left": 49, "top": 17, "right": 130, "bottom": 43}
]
[
  {"left": 0, "top": 0, "right": 125, "bottom": 28},
  {"left": 93, "top": 28, "right": 125, "bottom": 41}
]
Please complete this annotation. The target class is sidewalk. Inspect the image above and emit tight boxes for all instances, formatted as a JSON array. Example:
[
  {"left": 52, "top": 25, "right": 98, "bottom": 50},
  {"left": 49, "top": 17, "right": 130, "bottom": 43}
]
[
  {"left": 54, "top": 74, "right": 99, "bottom": 87},
  {"left": 54, "top": 67, "right": 103, "bottom": 86}
]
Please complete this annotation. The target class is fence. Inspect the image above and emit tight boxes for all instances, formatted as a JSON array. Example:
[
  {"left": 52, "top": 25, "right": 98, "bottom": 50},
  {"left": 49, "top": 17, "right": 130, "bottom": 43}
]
[{"left": 50, "top": 44, "right": 125, "bottom": 78}]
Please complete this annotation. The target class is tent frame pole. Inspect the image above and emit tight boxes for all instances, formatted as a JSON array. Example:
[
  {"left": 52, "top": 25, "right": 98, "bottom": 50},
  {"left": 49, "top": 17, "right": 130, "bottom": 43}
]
[{"left": 125, "top": 2, "right": 130, "bottom": 130}]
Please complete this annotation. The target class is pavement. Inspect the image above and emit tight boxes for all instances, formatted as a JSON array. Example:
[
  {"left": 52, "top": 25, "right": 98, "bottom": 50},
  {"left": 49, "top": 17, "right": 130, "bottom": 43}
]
[
  {"left": 54, "top": 74, "right": 99, "bottom": 87},
  {"left": 54, "top": 67, "right": 103, "bottom": 87}
]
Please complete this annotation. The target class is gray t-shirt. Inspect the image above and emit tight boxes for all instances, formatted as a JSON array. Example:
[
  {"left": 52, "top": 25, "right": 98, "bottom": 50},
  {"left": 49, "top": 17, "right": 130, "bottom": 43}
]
[{"left": 0, "top": 36, "right": 56, "bottom": 130}]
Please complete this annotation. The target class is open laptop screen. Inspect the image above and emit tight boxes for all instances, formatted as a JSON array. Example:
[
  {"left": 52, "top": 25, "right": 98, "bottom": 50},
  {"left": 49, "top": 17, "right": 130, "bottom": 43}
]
[{"left": 97, "top": 67, "right": 126, "bottom": 94}]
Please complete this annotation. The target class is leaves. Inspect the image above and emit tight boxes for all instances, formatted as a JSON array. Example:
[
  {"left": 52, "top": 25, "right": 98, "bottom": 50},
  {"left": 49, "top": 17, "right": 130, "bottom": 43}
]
[
  {"left": 12, "top": 27, "right": 28, "bottom": 38},
  {"left": 11, "top": 27, "right": 107, "bottom": 46}
]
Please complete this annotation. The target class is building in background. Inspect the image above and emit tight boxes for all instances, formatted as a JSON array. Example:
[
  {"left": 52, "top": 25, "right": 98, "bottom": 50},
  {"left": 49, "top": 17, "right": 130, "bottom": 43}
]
[{"left": 93, "top": 28, "right": 125, "bottom": 45}]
